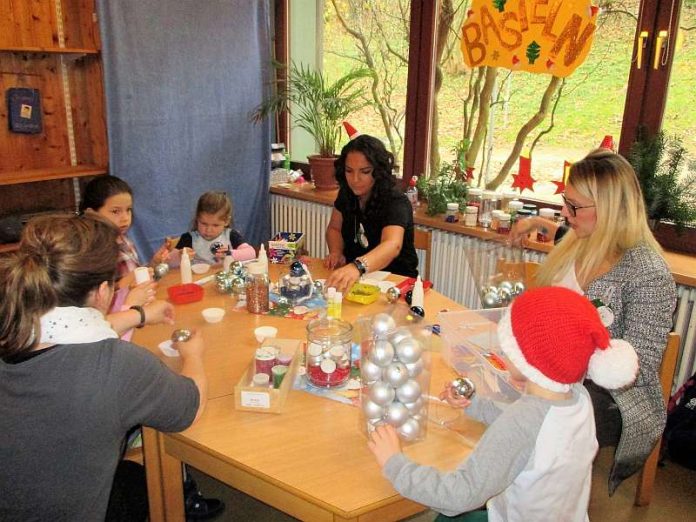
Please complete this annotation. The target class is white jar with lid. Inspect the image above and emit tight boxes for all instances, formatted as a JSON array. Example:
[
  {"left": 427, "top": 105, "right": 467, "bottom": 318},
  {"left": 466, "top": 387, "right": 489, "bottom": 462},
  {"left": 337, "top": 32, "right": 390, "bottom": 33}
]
[
  {"left": 508, "top": 200, "right": 524, "bottom": 222},
  {"left": 478, "top": 190, "right": 498, "bottom": 228},
  {"left": 466, "top": 188, "right": 483, "bottom": 209},
  {"left": 445, "top": 202, "right": 460, "bottom": 223},
  {"left": 490, "top": 210, "right": 503, "bottom": 231},
  {"left": 500, "top": 190, "right": 517, "bottom": 213},
  {"left": 464, "top": 205, "right": 478, "bottom": 227},
  {"left": 498, "top": 213, "right": 511, "bottom": 235}
]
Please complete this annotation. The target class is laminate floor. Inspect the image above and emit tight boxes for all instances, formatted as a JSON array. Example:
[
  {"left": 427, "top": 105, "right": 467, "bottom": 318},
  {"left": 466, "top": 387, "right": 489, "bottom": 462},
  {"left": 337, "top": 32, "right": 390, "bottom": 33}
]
[{"left": 189, "top": 447, "right": 695, "bottom": 521}]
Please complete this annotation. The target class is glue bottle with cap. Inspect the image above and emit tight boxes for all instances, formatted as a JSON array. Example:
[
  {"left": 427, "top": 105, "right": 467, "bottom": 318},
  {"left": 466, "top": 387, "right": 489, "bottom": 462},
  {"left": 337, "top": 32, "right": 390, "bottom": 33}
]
[
  {"left": 180, "top": 248, "right": 192, "bottom": 284},
  {"left": 326, "top": 287, "right": 337, "bottom": 318},
  {"left": 333, "top": 292, "right": 343, "bottom": 320},
  {"left": 411, "top": 276, "right": 424, "bottom": 308},
  {"left": 257, "top": 243, "right": 269, "bottom": 273}
]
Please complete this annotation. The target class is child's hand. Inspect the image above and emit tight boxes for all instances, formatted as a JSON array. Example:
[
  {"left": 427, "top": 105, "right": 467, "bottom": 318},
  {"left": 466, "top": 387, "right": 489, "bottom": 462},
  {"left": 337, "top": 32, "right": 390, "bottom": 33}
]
[
  {"left": 439, "top": 382, "right": 473, "bottom": 409},
  {"left": 125, "top": 281, "right": 157, "bottom": 307},
  {"left": 213, "top": 245, "right": 229, "bottom": 261},
  {"left": 367, "top": 425, "right": 402, "bottom": 468},
  {"left": 152, "top": 242, "right": 171, "bottom": 265},
  {"left": 143, "top": 300, "right": 175, "bottom": 326}
]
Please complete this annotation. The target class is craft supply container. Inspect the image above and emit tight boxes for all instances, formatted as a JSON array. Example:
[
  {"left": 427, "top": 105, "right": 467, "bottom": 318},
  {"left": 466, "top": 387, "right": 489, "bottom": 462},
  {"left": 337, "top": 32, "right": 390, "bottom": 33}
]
[{"left": 305, "top": 318, "right": 353, "bottom": 387}]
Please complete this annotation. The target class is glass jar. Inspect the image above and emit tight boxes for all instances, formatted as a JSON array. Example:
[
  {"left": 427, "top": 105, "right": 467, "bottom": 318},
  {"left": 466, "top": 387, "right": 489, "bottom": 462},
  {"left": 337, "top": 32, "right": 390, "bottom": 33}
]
[
  {"left": 537, "top": 208, "right": 556, "bottom": 242},
  {"left": 498, "top": 213, "right": 511, "bottom": 235},
  {"left": 478, "top": 190, "right": 498, "bottom": 228},
  {"left": 466, "top": 188, "right": 483, "bottom": 209},
  {"left": 500, "top": 190, "right": 517, "bottom": 213},
  {"left": 246, "top": 261, "right": 269, "bottom": 314},
  {"left": 306, "top": 318, "right": 353, "bottom": 387},
  {"left": 522, "top": 203, "right": 538, "bottom": 216},
  {"left": 490, "top": 210, "right": 503, "bottom": 231},
  {"left": 464, "top": 205, "right": 478, "bottom": 227},
  {"left": 445, "top": 202, "right": 459, "bottom": 222},
  {"left": 508, "top": 200, "right": 524, "bottom": 223}
]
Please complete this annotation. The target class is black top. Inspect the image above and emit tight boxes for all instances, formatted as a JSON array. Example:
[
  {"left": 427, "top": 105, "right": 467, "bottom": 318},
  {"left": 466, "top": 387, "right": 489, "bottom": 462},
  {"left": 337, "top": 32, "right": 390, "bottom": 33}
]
[
  {"left": 175, "top": 228, "right": 246, "bottom": 250},
  {"left": 334, "top": 187, "right": 418, "bottom": 277}
]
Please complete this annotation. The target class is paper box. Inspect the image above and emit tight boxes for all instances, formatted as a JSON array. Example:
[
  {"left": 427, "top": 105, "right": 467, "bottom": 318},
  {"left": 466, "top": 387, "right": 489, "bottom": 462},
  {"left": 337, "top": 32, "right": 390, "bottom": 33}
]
[
  {"left": 268, "top": 232, "right": 305, "bottom": 263},
  {"left": 234, "top": 338, "right": 301, "bottom": 413}
]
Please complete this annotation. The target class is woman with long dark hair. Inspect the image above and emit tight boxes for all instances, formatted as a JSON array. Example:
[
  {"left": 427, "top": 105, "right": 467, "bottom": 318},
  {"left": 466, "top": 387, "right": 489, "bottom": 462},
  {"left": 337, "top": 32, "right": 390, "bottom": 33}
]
[{"left": 324, "top": 135, "right": 418, "bottom": 292}]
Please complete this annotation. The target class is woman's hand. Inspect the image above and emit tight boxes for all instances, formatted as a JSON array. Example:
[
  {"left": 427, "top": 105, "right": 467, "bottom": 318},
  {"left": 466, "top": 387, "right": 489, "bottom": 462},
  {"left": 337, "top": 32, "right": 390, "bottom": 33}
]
[
  {"left": 509, "top": 217, "right": 537, "bottom": 246},
  {"left": 143, "top": 299, "right": 175, "bottom": 326},
  {"left": 324, "top": 252, "right": 346, "bottom": 270},
  {"left": 368, "top": 425, "right": 402, "bottom": 468},
  {"left": 439, "top": 382, "right": 473, "bottom": 409},
  {"left": 124, "top": 280, "right": 157, "bottom": 307},
  {"left": 325, "top": 262, "right": 361, "bottom": 293}
]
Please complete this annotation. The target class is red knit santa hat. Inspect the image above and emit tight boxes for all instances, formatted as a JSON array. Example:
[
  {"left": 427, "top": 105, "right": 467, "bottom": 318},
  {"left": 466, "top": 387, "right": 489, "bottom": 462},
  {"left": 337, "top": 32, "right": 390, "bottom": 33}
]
[
  {"left": 497, "top": 286, "right": 638, "bottom": 393},
  {"left": 343, "top": 121, "right": 360, "bottom": 140}
]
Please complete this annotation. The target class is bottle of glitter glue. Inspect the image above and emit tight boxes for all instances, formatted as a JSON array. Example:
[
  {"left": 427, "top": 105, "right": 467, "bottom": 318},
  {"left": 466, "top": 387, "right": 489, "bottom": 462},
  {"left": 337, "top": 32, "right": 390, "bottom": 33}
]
[
  {"left": 411, "top": 276, "right": 424, "bottom": 308},
  {"left": 180, "top": 248, "right": 192, "bottom": 284}
]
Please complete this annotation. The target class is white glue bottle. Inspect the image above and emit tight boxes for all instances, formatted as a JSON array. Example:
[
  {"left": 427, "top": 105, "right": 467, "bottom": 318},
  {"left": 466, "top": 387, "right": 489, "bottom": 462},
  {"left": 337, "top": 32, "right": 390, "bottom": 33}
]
[
  {"left": 411, "top": 276, "right": 424, "bottom": 308},
  {"left": 180, "top": 248, "right": 193, "bottom": 284},
  {"left": 333, "top": 292, "right": 343, "bottom": 319},
  {"left": 257, "top": 243, "right": 269, "bottom": 273},
  {"left": 326, "top": 287, "right": 337, "bottom": 318}
]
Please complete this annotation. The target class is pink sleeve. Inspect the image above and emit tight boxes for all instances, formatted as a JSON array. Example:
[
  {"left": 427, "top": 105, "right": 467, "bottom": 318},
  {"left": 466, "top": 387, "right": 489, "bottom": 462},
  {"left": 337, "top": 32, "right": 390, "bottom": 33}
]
[{"left": 231, "top": 243, "right": 257, "bottom": 262}]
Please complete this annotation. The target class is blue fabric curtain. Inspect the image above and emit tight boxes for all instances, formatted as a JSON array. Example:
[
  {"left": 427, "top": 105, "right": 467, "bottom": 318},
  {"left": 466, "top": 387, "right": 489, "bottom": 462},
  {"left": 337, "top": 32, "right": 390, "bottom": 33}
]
[{"left": 97, "top": 0, "right": 271, "bottom": 258}]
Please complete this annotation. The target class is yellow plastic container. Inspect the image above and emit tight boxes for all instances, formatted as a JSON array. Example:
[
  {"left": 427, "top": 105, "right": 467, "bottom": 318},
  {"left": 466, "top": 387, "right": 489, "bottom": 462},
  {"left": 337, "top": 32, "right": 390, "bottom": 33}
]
[{"left": 345, "top": 283, "right": 380, "bottom": 304}]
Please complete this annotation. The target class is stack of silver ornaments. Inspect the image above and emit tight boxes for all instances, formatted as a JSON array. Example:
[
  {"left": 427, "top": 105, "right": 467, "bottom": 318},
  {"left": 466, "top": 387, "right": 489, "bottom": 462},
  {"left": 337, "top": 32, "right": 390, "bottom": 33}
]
[
  {"left": 480, "top": 280, "right": 526, "bottom": 309},
  {"left": 215, "top": 261, "right": 248, "bottom": 295},
  {"left": 360, "top": 312, "right": 429, "bottom": 442}
]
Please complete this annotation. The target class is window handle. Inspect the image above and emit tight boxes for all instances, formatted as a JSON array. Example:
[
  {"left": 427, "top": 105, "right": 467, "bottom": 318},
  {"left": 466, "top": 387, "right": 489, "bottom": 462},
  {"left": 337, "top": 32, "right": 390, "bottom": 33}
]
[
  {"left": 636, "top": 31, "right": 649, "bottom": 69},
  {"left": 653, "top": 30, "right": 668, "bottom": 69}
]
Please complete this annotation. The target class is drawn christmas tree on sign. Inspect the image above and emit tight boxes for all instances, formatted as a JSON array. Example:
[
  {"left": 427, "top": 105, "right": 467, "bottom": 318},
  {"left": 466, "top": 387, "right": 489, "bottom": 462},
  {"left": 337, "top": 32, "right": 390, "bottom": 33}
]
[
  {"left": 526, "top": 41, "right": 541, "bottom": 64},
  {"left": 493, "top": 0, "right": 507, "bottom": 12}
]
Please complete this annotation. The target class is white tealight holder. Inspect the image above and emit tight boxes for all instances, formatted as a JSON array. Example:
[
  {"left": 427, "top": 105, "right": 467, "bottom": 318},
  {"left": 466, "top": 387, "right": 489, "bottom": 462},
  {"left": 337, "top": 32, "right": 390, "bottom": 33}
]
[
  {"left": 202, "top": 307, "right": 225, "bottom": 323},
  {"left": 254, "top": 326, "right": 278, "bottom": 343},
  {"left": 192, "top": 263, "right": 210, "bottom": 275}
]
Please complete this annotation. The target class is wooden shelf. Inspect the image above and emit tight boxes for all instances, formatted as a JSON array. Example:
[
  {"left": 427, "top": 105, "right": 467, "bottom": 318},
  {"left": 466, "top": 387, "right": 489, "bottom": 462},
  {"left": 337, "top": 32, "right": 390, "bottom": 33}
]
[
  {"left": 0, "top": 165, "right": 107, "bottom": 186},
  {"left": 0, "top": 46, "right": 99, "bottom": 55}
]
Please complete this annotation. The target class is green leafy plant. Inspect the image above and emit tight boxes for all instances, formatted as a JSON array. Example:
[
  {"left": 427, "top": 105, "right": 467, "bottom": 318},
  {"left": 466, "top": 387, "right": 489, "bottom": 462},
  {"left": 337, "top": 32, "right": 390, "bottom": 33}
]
[
  {"left": 629, "top": 131, "right": 696, "bottom": 233},
  {"left": 251, "top": 62, "right": 372, "bottom": 157},
  {"left": 417, "top": 162, "right": 469, "bottom": 216}
]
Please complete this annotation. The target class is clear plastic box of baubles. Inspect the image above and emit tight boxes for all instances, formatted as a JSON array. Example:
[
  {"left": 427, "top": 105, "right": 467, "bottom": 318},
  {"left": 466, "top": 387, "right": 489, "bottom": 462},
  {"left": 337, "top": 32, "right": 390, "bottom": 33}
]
[
  {"left": 463, "top": 239, "right": 533, "bottom": 309},
  {"left": 357, "top": 312, "right": 432, "bottom": 442},
  {"left": 305, "top": 318, "right": 353, "bottom": 388}
]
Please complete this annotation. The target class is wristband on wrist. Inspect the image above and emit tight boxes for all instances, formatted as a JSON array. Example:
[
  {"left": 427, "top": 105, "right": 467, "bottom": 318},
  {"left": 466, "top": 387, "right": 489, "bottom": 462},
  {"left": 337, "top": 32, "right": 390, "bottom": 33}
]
[
  {"left": 129, "top": 305, "right": 146, "bottom": 328},
  {"left": 353, "top": 257, "right": 368, "bottom": 276}
]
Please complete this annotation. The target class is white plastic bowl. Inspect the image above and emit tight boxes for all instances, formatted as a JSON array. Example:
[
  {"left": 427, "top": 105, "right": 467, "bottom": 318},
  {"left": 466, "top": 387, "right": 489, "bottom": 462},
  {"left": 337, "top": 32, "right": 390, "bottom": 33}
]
[
  {"left": 254, "top": 326, "right": 278, "bottom": 343},
  {"left": 191, "top": 263, "right": 210, "bottom": 275},
  {"left": 201, "top": 307, "right": 225, "bottom": 323}
]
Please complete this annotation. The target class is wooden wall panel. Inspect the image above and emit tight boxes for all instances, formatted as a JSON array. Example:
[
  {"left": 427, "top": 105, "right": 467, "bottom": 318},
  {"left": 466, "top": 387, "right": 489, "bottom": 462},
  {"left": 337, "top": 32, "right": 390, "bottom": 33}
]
[
  {"left": 0, "top": 0, "right": 58, "bottom": 48},
  {"left": 69, "top": 55, "right": 107, "bottom": 166},
  {"left": 0, "top": 179, "right": 76, "bottom": 217},
  {"left": 0, "top": 53, "right": 70, "bottom": 173},
  {"left": 62, "top": 0, "right": 99, "bottom": 49}
]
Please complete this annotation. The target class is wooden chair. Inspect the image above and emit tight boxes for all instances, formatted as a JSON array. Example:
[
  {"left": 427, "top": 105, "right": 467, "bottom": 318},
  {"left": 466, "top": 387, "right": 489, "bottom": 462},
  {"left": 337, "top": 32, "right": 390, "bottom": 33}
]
[
  {"left": 634, "top": 332, "right": 681, "bottom": 506},
  {"left": 413, "top": 228, "right": 432, "bottom": 281}
]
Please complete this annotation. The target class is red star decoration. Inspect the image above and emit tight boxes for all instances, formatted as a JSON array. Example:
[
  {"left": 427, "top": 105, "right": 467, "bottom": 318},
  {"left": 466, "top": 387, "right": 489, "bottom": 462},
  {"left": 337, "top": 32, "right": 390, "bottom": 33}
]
[
  {"left": 552, "top": 160, "right": 572, "bottom": 194},
  {"left": 511, "top": 155, "right": 535, "bottom": 192},
  {"left": 465, "top": 166, "right": 475, "bottom": 181}
]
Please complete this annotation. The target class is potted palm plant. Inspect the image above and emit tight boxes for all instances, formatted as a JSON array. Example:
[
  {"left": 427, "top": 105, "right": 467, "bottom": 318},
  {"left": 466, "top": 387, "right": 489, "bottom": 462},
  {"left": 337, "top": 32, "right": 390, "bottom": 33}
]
[
  {"left": 629, "top": 130, "right": 696, "bottom": 253},
  {"left": 252, "top": 62, "right": 372, "bottom": 190}
]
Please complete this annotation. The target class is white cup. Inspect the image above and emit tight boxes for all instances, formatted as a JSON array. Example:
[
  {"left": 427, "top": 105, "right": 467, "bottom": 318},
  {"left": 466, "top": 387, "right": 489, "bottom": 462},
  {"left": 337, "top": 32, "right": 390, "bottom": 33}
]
[
  {"left": 134, "top": 266, "right": 151, "bottom": 284},
  {"left": 254, "top": 326, "right": 278, "bottom": 343}
]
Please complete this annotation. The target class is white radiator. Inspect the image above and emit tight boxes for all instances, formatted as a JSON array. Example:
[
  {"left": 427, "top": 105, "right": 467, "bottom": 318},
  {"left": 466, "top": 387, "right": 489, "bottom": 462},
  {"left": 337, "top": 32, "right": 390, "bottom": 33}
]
[{"left": 270, "top": 195, "right": 696, "bottom": 391}]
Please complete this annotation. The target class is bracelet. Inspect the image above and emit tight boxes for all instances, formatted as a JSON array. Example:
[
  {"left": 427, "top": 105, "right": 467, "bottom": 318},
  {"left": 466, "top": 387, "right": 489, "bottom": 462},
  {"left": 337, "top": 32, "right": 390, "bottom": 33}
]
[
  {"left": 129, "top": 305, "right": 146, "bottom": 328},
  {"left": 353, "top": 257, "right": 368, "bottom": 276}
]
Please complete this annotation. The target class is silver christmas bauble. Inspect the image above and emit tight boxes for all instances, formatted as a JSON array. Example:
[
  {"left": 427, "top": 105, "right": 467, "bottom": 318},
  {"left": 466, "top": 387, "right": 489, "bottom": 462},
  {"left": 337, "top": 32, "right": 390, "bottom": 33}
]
[
  {"left": 512, "top": 281, "right": 526, "bottom": 296},
  {"left": 480, "top": 285, "right": 498, "bottom": 297},
  {"left": 231, "top": 277, "right": 246, "bottom": 294},
  {"left": 369, "top": 380, "right": 396, "bottom": 406},
  {"left": 362, "top": 399, "right": 385, "bottom": 420},
  {"left": 216, "top": 276, "right": 234, "bottom": 294},
  {"left": 360, "top": 359, "right": 383, "bottom": 383},
  {"left": 405, "top": 358, "right": 424, "bottom": 378},
  {"left": 383, "top": 362, "right": 409, "bottom": 388},
  {"left": 388, "top": 327, "right": 412, "bottom": 347},
  {"left": 498, "top": 287, "right": 512, "bottom": 306},
  {"left": 385, "top": 286, "right": 401, "bottom": 304},
  {"left": 395, "top": 337, "right": 422, "bottom": 364},
  {"left": 171, "top": 329, "right": 192, "bottom": 343},
  {"left": 276, "top": 295, "right": 290, "bottom": 306},
  {"left": 409, "top": 306, "right": 425, "bottom": 319},
  {"left": 498, "top": 280, "right": 513, "bottom": 293},
  {"left": 153, "top": 263, "right": 170, "bottom": 281},
  {"left": 396, "top": 379, "right": 422, "bottom": 403},
  {"left": 451, "top": 377, "right": 476, "bottom": 399},
  {"left": 369, "top": 340, "right": 395, "bottom": 367},
  {"left": 397, "top": 417, "right": 422, "bottom": 441},
  {"left": 482, "top": 291, "right": 501, "bottom": 308},
  {"left": 313, "top": 279, "right": 324, "bottom": 295},
  {"left": 403, "top": 396, "right": 424, "bottom": 414},
  {"left": 229, "top": 261, "right": 244, "bottom": 276},
  {"left": 372, "top": 313, "right": 396, "bottom": 338},
  {"left": 385, "top": 402, "right": 410, "bottom": 427}
]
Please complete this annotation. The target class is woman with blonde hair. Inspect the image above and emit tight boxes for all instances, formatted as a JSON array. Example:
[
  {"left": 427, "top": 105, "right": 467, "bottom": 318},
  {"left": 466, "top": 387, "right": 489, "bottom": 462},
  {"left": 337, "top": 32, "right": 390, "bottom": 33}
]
[{"left": 512, "top": 148, "right": 676, "bottom": 494}]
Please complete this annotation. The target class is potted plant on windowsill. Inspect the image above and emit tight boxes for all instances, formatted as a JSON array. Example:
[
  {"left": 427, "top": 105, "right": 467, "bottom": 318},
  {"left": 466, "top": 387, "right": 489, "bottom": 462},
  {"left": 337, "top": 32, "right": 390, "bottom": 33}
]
[
  {"left": 629, "top": 130, "right": 696, "bottom": 253},
  {"left": 251, "top": 62, "right": 371, "bottom": 190}
]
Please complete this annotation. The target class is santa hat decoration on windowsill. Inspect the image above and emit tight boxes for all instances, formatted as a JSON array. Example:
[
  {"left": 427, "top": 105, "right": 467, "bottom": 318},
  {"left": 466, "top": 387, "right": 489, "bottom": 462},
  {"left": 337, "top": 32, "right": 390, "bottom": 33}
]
[
  {"left": 343, "top": 121, "right": 360, "bottom": 140},
  {"left": 497, "top": 287, "right": 639, "bottom": 393}
]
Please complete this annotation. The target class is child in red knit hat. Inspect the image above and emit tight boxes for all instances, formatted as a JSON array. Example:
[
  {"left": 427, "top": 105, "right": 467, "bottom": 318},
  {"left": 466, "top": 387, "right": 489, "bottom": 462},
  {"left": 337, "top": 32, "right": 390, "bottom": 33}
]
[{"left": 369, "top": 286, "right": 639, "bottom": 522}]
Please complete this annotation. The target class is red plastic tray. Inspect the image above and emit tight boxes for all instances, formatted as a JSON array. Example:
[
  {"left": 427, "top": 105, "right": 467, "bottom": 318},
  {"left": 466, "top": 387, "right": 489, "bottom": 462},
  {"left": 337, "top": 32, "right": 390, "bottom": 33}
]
[{"left": 167, "top": 283, "right": 204, "bottom": 304}]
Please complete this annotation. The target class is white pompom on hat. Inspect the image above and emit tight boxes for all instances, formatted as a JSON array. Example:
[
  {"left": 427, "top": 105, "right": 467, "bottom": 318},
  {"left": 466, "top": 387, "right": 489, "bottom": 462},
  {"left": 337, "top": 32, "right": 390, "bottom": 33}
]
[{"left": 497, "top": 286, "right": 639, "bottom": 393}]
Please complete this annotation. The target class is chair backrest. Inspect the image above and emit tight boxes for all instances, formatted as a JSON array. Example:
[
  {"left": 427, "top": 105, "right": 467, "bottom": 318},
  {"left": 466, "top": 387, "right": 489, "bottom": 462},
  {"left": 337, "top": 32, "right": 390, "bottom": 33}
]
[
  {"left": 660, "top": 332, "right": 681, "bottom": 402},
  {"left": 413, "top": 228, "right": 432, "bottom": 281}
]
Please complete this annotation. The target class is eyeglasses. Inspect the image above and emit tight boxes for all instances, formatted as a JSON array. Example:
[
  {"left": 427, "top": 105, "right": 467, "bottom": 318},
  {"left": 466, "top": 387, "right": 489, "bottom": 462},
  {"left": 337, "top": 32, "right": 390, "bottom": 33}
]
[{"left": 561, "top": 194, "right": 595, "bottom": 217}]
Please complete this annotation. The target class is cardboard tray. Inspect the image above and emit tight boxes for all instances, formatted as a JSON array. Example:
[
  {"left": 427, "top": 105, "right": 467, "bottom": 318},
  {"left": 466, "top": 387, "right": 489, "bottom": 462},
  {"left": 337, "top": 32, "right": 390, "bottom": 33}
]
[{"left": 234, "top": 338, "right": 301, "bottom": 414}]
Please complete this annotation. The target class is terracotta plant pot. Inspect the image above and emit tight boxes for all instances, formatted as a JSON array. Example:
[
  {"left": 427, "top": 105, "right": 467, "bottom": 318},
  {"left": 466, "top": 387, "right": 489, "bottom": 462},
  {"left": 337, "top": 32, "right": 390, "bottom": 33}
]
[{"left": 308, "top": 154, "right": 339, "bottom": 191}]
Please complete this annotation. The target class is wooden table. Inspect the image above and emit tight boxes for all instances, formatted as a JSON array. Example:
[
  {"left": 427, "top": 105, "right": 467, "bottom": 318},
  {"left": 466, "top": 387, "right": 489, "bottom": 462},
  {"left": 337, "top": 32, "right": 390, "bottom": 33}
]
[{"left": 135, "top": 260, "right": 485, "bottom": 521}]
